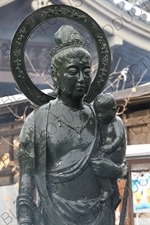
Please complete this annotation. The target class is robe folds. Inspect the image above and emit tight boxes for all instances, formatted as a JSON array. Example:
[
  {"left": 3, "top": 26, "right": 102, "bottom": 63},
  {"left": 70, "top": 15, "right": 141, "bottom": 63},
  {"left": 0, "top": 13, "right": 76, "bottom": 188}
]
[{"left": 18, "top": 102, "right": 115, "bottom": 225}]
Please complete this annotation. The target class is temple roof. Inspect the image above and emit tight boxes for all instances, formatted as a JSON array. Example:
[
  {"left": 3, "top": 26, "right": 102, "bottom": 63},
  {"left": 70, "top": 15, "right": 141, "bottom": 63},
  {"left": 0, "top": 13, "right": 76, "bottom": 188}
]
[{"left": 0, "top": 0, "right": 149, "bottom": 96}]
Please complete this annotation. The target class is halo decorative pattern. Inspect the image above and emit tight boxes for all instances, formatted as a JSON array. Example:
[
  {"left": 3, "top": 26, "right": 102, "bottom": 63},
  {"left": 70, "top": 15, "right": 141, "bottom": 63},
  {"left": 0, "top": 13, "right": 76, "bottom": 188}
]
[{"left": 10, "top": 5, "right": 111, "bottom": 105}]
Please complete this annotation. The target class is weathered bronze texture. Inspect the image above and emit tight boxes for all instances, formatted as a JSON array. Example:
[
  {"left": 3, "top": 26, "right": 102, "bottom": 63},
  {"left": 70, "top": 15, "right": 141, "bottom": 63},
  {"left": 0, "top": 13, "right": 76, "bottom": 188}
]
[{"left": 10, "top": 5, "right": 128, "bottom": 225}]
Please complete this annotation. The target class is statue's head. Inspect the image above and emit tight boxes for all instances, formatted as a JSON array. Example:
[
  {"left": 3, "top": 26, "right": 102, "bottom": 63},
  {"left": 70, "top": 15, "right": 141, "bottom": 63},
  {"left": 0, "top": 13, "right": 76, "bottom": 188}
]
[
  {"left": 50, "top": 25, "right": 92, "bottom": 100},
  {"left": 93, "top": 93, "right": 117, "bottom": 123}
]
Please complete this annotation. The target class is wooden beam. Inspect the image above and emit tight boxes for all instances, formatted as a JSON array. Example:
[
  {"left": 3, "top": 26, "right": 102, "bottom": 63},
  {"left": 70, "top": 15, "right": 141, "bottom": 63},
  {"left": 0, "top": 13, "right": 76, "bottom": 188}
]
[
  {"left": 0, "top": 128, "right": 21, "bottom": 137},
  {"left": 124, "top": 115, "right": 150, "bottom": 127},
  {"left": 0, "top": 168, "right": 14, "bottom": 177},
  {"left": 0, "top": 121, "right": 23, "bottom": 128},
  {"left": 127, "top": 158, "right": 150, "bottom": 165},
  {"left": 127, "top": 158, "right": 150, "bottom": 172}
]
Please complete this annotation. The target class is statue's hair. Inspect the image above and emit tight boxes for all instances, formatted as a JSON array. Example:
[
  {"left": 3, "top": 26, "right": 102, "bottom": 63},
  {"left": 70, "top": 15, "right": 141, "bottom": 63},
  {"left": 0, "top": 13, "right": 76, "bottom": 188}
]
[
  {"left": 94, "top": 93, "right": 116, "bottom": 109},
  {"left": 50, "top": 25, "right": 92, "bottom": 75},
  {"left": 51, "top": 47, "right": 92, "bottom": 75},
  {"left": 50, "top": 25, "right": 90, "bottom": 58}
]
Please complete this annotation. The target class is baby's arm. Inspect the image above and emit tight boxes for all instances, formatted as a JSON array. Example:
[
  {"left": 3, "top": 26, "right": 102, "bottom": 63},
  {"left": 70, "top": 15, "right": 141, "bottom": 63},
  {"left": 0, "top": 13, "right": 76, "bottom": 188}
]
[
  {"left": 110, "top": 116, "right": 126, "bottom": 151},
  {"left": 101, "top": 144, "right": 114, "bottom": 154},
  {"left": 102, "top": 116, "right": 126, "bottom": 154}
]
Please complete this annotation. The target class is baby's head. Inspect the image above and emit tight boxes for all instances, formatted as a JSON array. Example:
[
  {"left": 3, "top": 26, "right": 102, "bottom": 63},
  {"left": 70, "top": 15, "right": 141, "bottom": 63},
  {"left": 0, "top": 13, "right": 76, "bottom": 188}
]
[{"left": 93, "top": 93, "right": 117, "bottom": 123}]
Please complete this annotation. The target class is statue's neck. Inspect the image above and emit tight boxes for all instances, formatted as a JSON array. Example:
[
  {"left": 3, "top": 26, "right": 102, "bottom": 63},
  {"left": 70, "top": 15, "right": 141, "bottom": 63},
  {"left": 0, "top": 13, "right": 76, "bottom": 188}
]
[{"left": 57, "top": 97, "right": 84, "bottom": 110}]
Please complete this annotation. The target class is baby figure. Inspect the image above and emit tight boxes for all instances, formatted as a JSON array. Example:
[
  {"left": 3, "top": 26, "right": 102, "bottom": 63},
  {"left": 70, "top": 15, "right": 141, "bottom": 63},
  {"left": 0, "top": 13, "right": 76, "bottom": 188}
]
[{"left": 93, "top": 93, "right": 127, "bottom": 208}]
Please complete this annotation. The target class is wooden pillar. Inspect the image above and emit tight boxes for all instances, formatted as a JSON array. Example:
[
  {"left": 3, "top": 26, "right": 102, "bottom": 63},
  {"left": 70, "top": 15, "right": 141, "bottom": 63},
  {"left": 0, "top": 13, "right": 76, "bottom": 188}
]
[
  {"left": 127, "top": 165, "right": 134, "bottom": 225},
  {"left": 8, "top": 125, "right": 14, "bottom": 184},
  {"left": 118, "top": 164, "right": 134, "bottom": 225}
]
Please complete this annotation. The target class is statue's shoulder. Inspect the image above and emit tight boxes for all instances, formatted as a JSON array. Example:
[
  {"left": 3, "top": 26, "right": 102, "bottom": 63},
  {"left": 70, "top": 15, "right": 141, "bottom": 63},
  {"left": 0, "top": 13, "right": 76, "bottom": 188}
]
[
  {"left": 21, "top": 102, "right": 50, "bottom": 133},
  {"left": 114, "top": 115, "right": 125, "bottom": 126},
  {"left": 19, "top": 102, "right": 51, "bottom": 145},
  {"left": 35, "top": 102, "right": 50, "bottom": 115}
]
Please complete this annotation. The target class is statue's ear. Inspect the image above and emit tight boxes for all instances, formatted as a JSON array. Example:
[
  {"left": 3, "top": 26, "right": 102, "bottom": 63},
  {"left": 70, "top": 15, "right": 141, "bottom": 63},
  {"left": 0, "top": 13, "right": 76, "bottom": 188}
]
[
  {"left": 51, "top": 70, "right": 58, "bottom": 83},
  {"left": 51, "top": 70, "right": 59, "bottom": 94}
]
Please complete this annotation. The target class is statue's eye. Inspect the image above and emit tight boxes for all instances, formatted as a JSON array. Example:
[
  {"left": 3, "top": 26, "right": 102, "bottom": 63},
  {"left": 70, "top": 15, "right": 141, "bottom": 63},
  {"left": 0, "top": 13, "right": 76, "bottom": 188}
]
[
  {"left": 83, "top": 68, "right": 91, "bottom": 76},
  {"left": 68, "top": 68, "right": 77, "bottom": 75}
]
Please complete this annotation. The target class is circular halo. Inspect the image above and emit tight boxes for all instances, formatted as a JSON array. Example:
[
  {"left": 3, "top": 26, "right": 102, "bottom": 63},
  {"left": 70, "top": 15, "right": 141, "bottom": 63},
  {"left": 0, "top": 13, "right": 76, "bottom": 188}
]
[{"left": 10, "top": 5, "right": 111, "bottom": 106}]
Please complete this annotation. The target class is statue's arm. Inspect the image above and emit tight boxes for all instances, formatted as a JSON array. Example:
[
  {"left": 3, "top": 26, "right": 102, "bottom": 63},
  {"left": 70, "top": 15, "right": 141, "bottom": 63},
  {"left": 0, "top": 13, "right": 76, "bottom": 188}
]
[
  {"left": 17, "top": 112, "right": 35, "bottom": 225},
  {"left": 91, "top": 155, "right": 128, "bottom": 179},
  {"left": 17, "top": 155, "right": 35, "bottom": 225}
]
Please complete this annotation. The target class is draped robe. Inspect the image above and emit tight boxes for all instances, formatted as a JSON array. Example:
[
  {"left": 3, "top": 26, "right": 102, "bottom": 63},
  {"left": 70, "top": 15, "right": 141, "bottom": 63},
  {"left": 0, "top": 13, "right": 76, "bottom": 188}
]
[{"left": 18, "top": 102, "right": 115, "bottom": 225}]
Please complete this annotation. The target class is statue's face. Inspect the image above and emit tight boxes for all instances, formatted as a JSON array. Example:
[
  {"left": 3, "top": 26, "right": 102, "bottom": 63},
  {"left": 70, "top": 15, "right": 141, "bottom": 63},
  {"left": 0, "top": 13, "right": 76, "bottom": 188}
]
[
  {"left": 95, "top": 103, "right": 115, "bottom": 123},
  {"left": 55, "top": 50, "right": 91, "bottom": 100}
]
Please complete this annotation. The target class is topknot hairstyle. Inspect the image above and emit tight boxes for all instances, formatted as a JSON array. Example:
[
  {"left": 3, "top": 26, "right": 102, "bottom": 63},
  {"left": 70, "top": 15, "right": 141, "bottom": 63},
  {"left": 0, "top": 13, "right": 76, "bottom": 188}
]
[{"left": 50, "top": 25, "right": 90, "bottom": 58}]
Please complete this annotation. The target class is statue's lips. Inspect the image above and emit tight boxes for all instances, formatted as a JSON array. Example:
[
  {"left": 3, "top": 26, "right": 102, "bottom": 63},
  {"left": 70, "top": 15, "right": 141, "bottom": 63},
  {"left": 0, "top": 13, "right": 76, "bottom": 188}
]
[{"left": 76, "top": 85, "right": 85, "bottom": 90}]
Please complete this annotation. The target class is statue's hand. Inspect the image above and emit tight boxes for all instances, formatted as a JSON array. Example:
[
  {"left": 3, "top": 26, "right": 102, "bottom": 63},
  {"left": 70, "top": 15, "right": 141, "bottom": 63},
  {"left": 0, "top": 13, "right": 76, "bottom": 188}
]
[
  {"left": 90, "top": 157, "right": 104, "bottom": 176},
  {"left": 100, "top": 145, "right": 113, "bottom": 154},
  {"left": 90, "top": 157, "right": 119, "bottom": 178}
]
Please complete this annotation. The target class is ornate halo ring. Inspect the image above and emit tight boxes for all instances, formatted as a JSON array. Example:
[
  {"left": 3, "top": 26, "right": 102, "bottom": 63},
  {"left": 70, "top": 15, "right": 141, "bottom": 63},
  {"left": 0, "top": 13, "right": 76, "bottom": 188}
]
[{"left": 10, "top": 5, "right": 111, "bottom": 106}]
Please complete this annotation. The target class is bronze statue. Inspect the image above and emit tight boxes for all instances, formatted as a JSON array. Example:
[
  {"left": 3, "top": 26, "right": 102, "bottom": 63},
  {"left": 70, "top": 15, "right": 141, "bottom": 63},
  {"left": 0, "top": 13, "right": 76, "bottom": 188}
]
[{"left": 10, "top": 5, "right": 128, "bottom": 225}]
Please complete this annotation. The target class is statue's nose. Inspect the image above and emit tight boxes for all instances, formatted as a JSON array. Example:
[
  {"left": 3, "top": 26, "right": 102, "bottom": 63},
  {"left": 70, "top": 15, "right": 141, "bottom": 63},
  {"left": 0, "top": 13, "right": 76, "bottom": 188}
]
[{"left": 78, "top": 71, "right": 84, "bottom": 83}]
